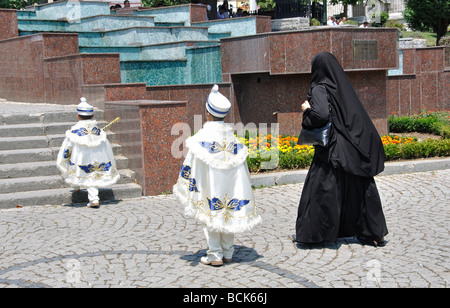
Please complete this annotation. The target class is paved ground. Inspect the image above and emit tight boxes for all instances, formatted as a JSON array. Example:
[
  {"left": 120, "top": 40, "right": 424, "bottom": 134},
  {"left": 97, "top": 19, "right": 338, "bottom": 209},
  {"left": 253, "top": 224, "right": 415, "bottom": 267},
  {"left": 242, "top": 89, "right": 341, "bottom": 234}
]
[{"left": 0, "top": 170, "right": 448, "bottom": 289}]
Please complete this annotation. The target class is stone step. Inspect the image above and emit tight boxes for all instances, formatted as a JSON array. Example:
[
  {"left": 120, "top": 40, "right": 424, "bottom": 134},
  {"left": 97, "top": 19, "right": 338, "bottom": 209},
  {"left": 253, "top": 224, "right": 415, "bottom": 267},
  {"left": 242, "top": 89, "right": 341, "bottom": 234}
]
[
  {"left": 0, "top": 132, "right": 116, "bottom": 150},
  {"left": 0, "top": 183, "right": 143, "bottom": 209},
  {"left": 0, "top": 169, "right": 136, "bottom": 194},
  {"left": 0, "top": 109, "right": 104, "bottom": 125},
  {"left": 0, "top": 102, "right": 142, "bottom": 208},
  {"left": 0, "top": 120, "right": 109, "bottom": 138},
  {"left": 0, "top": 135, "right": 49, "bottom": 151},
  {"left": 0, "top": 144, "right": 122, "bottom": 165},
  {"left": 0, "top": 156, "right": 130, "bottom": 180}
]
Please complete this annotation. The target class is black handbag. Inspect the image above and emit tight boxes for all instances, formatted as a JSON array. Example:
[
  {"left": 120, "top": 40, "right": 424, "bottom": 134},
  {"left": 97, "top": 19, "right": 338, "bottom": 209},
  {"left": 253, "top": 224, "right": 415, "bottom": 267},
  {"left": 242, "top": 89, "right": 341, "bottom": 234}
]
[
  {"left": 298, "top": 87, "right": 332, "bottom": 147},
  {"left": 297, "top": 116, "right": 332, "bottom": 147}
]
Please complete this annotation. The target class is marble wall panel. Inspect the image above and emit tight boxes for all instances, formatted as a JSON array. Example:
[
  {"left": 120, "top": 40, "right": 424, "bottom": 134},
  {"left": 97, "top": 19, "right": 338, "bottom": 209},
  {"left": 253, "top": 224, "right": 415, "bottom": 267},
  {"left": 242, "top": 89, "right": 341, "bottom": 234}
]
[
  {"left": 222, "top": 27, "right": 399, "bottom": 76},
  {"left": 0, "top": 9, "right": 18, "bottom": 41},
  {"left": 386, "top": 47, "right": 448, "bottom": 116},
  {"left": 139, "top": 101, "right": 187, "bottom": 195}
]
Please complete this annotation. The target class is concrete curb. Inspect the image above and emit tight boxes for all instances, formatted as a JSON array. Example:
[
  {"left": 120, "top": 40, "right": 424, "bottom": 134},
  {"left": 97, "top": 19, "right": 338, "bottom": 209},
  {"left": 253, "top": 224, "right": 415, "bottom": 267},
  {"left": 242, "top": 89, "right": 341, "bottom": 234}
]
[{"left": 250, "top": 157, "right": 450, "bottom": 188}]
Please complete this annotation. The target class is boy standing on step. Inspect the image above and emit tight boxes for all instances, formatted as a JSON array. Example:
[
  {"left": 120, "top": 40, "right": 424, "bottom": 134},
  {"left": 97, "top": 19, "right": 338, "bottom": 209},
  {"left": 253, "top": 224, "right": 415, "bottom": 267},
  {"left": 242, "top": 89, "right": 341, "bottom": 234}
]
[
  {"left": 173, "top": 85, "right": 261, "bottom": 266},
  {"left": 56, "top": 98, "right": 120, "bottom": 208}
]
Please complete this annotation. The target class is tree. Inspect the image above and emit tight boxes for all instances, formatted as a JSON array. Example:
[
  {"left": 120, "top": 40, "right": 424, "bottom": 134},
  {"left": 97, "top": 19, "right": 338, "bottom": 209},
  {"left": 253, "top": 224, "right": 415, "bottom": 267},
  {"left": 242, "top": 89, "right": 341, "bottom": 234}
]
[
  {"left": 141, "top": 0, "right": 190, "bottom": 7},
  {"left": 0, "top": 0, "right": 27, "bottom": 9},
  {"left": 404, "top": 0, "right": 450, "bottom": 46}
]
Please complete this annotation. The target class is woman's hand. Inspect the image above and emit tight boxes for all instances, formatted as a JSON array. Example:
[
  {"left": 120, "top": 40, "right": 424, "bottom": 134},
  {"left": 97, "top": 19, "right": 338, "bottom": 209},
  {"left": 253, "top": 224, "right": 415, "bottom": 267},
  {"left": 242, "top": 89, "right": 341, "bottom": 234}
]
[{"left": 301, "top": 100, "right": 311, "bottom": 112}]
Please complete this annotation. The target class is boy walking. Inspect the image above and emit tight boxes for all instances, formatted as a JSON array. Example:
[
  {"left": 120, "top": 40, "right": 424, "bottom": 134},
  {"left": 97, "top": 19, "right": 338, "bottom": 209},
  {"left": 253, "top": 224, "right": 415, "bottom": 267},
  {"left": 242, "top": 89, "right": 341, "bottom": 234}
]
[
  {"left": 56, "top": 98, "right": 120, "bottom": 208},
  {"left": 173, "top": 85, "right": 261, "bottom": 266}
]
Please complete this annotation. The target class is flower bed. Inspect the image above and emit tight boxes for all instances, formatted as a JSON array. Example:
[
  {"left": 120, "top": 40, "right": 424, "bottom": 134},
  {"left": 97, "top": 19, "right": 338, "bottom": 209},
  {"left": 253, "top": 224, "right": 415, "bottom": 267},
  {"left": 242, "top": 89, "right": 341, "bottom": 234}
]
[
  {"left": 389, "top": 110, "right": 450, "bottom": 138},
  {"left": 242, "top": 132, "right": 450, "bottom": 173},
  {"left": 237, "top": 110, "right": 450, "bottom": 172}
]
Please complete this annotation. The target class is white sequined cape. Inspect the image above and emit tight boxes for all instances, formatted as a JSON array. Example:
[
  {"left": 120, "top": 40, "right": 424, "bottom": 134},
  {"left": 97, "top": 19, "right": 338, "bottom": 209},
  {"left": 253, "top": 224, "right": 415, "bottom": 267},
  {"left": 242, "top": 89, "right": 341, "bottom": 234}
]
[
  {"left": 173, "top": 121, "right": 262, "bottom": 234},
  {"left": 56, "top": 120, "right": 120, "bottom": 188}
]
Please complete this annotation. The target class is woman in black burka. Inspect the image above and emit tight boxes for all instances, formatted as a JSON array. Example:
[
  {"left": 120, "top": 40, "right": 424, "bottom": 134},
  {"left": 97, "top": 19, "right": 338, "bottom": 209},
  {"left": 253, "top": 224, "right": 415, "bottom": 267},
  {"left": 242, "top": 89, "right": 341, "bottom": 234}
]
[{"left": 295, "top": 52, "right": 388, "bottom": 247}]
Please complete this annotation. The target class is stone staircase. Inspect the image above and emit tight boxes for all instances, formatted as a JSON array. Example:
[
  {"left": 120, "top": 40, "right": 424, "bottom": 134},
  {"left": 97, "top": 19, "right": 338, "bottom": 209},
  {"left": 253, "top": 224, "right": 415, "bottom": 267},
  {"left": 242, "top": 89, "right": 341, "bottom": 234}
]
[{"left": 0, "top": 102, "right": 142, "bottom": 209}]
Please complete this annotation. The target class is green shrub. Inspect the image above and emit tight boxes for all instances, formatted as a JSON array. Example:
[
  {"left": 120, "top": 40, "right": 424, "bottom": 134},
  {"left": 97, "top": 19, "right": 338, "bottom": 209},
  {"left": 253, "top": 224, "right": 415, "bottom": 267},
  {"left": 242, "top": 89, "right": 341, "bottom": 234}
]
[
  {"left": 310, "top": 18, "right": 321, "bottom": 27},
  {"left": 388, "top": 110, "right": 450, "bottom": 138},
  {"left": 385, "top": 20, "right": 404, "bottom": 31},
  {"left": 384, "top": 138, "right": 450, "bottom": 161}
]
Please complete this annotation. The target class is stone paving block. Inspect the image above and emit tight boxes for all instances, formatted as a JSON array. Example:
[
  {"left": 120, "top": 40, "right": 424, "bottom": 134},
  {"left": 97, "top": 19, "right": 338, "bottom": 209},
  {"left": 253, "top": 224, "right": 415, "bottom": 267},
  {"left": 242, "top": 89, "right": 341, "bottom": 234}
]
[{"left": 0, "top": 170, "right": 448, "bottom": 288}]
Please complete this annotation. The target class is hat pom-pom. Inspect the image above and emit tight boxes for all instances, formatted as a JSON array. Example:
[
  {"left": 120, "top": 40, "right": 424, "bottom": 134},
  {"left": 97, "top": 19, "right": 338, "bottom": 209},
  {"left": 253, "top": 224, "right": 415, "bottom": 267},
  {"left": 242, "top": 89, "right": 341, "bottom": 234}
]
[
  {"left": 211, "top": 84, "right": 219, "bottom": 93},
  {"left": 80, "top": 97, "right": 87, "bottom": 103}
]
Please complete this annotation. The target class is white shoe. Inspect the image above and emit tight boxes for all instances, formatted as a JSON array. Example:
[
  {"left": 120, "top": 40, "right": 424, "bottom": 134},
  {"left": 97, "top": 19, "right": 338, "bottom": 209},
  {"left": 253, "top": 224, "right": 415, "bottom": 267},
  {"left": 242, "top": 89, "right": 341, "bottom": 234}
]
[
  {"left": 200, "top": 256, "right": 223, "bottom": 267},
  {"left": 87, "top": 201, "right": 100, "bottom": 208}
]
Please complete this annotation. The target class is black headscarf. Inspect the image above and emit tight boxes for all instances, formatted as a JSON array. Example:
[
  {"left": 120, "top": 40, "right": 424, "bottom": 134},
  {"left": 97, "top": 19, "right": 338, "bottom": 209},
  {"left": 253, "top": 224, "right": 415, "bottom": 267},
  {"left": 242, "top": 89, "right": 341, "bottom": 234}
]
[{"left": 309, "top": 52, "right": 385, "bottom": 177}]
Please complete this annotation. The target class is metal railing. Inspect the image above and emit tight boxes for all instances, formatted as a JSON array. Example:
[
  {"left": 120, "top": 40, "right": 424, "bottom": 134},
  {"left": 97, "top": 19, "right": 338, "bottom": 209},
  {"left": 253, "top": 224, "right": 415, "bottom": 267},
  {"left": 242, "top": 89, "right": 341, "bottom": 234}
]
[{"left": 275, "top": 0, "right": 311, "bottom": 19}]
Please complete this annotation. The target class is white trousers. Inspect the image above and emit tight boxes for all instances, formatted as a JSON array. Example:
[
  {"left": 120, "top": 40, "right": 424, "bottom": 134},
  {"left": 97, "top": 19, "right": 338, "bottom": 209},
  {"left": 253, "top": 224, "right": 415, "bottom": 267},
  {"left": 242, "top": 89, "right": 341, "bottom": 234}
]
[
  {"left": 203, "top": 225, "right": 235, "bottom": 261},
  {"left": 87, "top": 187, "right": 99, "bottom": 205},
  {"left": 74, "top": 186, "right": 99, "bottom": 205}
]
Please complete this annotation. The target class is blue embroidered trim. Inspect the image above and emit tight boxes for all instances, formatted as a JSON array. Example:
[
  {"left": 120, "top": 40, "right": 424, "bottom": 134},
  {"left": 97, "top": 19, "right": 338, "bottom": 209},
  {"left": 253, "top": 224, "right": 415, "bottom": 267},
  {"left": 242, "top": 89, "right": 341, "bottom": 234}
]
[
  {"left": 180, "top": 165, "right": 199, "bottom": 192},
  {"left": 77, "top": 108, "right": 94, "bottom": 113},
  {"left": 71, "top": 127, "right": 101, "bottom": 137},
  {"left": 207, "top": 197, "right": 250, "bottom": 212},
  {"left": 63, "top": 149, "right": 71, "bottom": 159},
  {"left": 78, "top": 162, "right": 112, "bottom": 173},
  {"left": 200, "top": 141, "right": 244, "bottom": 155},
  {"left": 207, "top": 99, "right": 229, "bottom": 115}
]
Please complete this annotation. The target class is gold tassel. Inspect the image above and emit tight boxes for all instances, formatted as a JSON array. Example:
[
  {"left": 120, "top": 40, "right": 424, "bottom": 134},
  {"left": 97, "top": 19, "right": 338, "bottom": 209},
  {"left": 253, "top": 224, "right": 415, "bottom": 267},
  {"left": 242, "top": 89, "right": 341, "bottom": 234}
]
[{"left": 102, "top": 117, "right": 121, "bottom": 131}]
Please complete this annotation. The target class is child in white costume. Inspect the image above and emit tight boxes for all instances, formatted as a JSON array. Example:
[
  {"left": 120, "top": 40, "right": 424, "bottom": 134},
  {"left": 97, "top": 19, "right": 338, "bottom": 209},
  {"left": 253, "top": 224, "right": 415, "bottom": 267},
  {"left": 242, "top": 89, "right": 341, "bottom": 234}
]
[
  {"left": 173, "top": 85, "right": 261, "bottom": 266},
  {"left": 56, "top": 98, "right": 120, "bottom": 208}
]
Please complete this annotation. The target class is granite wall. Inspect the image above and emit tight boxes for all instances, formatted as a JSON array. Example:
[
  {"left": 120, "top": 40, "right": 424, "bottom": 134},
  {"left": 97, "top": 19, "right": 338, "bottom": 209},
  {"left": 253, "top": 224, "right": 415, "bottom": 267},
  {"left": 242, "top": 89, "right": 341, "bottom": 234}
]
[
  {"left": 0, "top": 33, "right": 79, "bottom": 103},
  {"left": 98, "top": 83, "right": 234, "bottom": 195},
  {"left": 387, "top": 47, "right": 450, "bottom": 116},
  {"left": 221, "top": 27, "right": 399, "bottom": 135},
  {"left": 105, "top": 100, "right": 187, "bottom": 196},
  {"left": 231, "top": 70, "right": 388, "bottom": 136},
  {"left": 0, "top": 9, "right": 18, "bottom": 41},
  {"left": 44, "top": 53, "right": 121, "bottom": 105},
  {"left": 0, "top": 32, "right": 122, "bottom": 104}
]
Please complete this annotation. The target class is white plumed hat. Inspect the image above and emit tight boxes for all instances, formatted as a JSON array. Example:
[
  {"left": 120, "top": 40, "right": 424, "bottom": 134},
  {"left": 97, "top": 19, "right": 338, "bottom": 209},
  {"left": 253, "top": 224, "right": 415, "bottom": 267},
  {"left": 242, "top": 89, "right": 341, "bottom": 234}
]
[
  {"left": 77, "top": 97, "right": 94, "bottom": 116},
  {"left": 206, "top": 85, "right": 231, "bottom": 118}
]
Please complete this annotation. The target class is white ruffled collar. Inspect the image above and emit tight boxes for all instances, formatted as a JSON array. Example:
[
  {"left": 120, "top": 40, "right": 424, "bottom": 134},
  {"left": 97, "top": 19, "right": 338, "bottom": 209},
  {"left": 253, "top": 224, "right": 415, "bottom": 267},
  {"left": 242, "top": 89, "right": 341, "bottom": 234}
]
[
  {"left": 67, "top": 120, "right": 107, "bottom": 147},
  {"left": 186, "top": 121, "right": 248, "bottom": 169}
]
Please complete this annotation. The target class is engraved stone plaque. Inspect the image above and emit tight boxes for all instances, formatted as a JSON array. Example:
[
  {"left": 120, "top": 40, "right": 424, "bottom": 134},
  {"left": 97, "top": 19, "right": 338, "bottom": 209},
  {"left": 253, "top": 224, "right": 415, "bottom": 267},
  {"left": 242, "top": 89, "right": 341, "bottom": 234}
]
[{"left": 353, "top": 40, "right": 378, "bottom": 60}]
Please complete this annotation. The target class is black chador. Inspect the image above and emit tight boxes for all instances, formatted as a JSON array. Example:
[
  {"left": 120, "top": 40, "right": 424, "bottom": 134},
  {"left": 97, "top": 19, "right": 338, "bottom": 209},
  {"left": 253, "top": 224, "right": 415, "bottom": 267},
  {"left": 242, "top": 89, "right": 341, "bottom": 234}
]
[{"left": 295, "top": 52, "right": 388, "bottom": 246}]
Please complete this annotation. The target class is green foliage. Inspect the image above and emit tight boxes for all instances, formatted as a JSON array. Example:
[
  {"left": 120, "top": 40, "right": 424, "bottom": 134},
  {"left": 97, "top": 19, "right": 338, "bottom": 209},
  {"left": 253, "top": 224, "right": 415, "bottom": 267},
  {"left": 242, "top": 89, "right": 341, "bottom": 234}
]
[
  {"left": 249, "top": 110, "right": 450, "bottom": 172},
  {"left": 371, "top": 11, "right": 389, "bottom": 27},
  {"left": 385, "top": 20, "right": 404, "bottom": 31},
  {"left": 439, "top": 36, "right": 450, "bottom": 47},
  {"left": 310, "top": 18, "right": 321, "bottom": 27},
  {"left": 343, "top": 19, "right": 359, "bottom": 26},
  {"left": 258, "top": 0, "right": 276, "bottom": 11},
  {"left": 140, "top": 0, "right": 189, "bottom": 7},
  {"left": 247, "top": 150, "right": 314, "bottom": 173},
  {"left": 384, "top": 139, "right": 450, "bottom": 161},
  {"left": 0, "top": 0, "right": 27, "bottom": 9},
  {"left": 384, "top": 110, "right": 450, "bottom": 161},
  {"left": 404, "top": 0, "right": 450, "bottom": 46},
  {"left": 329, "top": 0, "right": 364, "bottom": 6},
  {"left": 278, "top": 151, "right": 314, "bottom": 170},
  {"left": 388, "top": 110, "right": 450, "bottom": 138}
]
